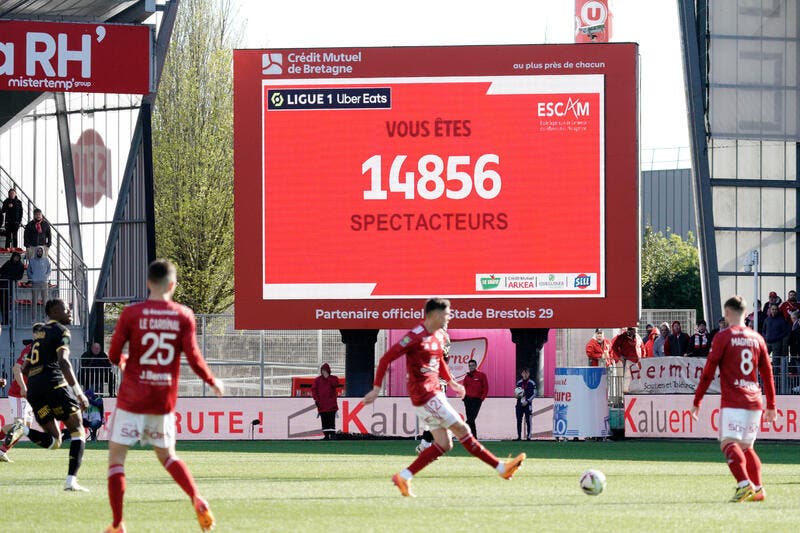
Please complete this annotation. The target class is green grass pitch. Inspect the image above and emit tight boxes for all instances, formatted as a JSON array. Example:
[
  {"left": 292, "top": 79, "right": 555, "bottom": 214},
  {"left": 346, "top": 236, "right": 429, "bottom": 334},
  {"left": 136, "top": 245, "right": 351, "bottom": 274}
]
[{"left": 0, "top": 439, "right": 798, "bottom": 532}]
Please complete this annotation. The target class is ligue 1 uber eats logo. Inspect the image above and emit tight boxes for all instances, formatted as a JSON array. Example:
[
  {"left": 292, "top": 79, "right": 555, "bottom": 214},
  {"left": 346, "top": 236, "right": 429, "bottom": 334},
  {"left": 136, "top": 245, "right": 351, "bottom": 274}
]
[{"left": 270, "top": 91, "right": 284, "bottom": 107}]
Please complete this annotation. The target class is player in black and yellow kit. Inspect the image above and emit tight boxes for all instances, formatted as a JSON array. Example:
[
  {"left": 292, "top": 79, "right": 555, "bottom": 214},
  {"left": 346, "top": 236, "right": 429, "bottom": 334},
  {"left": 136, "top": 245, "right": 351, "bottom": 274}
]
[{"left": 3, "top": 299, "right": 90, "bottom": 491}]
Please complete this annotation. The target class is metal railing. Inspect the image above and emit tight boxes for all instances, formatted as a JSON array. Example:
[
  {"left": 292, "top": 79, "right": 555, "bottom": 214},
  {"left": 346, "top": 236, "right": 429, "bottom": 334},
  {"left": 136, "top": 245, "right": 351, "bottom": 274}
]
[{"left": 0, "top": 166, "right": 89, "bottom": 332}]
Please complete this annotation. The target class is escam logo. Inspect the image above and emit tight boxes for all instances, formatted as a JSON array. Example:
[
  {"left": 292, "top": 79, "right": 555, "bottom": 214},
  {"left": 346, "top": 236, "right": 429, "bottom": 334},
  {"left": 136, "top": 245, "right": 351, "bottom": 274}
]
[{"left": 537, "top": 97, "right": 590, "bottom": 118}]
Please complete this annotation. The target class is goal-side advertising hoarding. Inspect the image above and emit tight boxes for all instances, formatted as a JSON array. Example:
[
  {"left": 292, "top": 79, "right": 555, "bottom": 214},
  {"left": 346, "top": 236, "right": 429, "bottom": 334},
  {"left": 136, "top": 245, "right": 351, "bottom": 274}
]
[{"left": 234, "top": 44, "right": 639, "bottom": 328}]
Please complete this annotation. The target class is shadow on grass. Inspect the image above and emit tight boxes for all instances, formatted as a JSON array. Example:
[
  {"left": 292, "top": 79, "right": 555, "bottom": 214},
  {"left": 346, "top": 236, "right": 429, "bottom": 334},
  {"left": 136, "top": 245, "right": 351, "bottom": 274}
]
[
  {"left": 15, "top": 438, "right": 797, "bottom": 464},
  {"left": 169, "top": 439, "right": 800, "bottom": 464}
]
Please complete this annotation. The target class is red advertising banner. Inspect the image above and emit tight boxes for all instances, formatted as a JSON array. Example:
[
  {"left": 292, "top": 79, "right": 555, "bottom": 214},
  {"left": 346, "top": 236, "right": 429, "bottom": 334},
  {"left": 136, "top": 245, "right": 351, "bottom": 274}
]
[
  {"left": 624, "top": 395, "right": 800, "bottom": 440},
  {"left": 0, "top": 397, "right": 554, "bottom": 440},
  {"left": 234, "top": 44, "right": 639, "bottom": 329},
  {"left": 0, "top": 20, "right": 152, "bottom": 94}
]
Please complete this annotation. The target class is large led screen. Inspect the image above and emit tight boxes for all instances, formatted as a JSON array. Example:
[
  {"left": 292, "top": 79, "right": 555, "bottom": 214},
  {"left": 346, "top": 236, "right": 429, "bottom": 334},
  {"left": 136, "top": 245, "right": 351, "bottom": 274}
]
[{"left": 234, "top": 44, "right": 639, "bottom": 328}]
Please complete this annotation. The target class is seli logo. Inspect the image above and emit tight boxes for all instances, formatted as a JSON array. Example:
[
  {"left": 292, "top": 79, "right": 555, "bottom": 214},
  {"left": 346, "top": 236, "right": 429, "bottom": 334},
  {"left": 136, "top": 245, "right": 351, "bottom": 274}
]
[
  {"left": 262, "top": 53, "right": 283, "bottom": 75},
  {"left": 574, "top": 274, "right": 592, "bottom": 289},
  {"left": 480, "top": 275, "right": 501, "bottom": 290},
  {"left": 270, "top": 91, "right": 284, "bottom": 107},
  {"left": 537, "top": 97, "right": 589, "bottom": 118}
]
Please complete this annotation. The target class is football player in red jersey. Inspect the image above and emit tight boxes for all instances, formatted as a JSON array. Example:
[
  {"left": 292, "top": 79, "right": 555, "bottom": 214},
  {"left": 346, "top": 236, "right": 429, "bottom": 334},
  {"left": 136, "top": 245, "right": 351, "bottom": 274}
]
[
  {"left": 691, "top": 295, "right": 777, "bottom": 503},
  {"left": 0, "top": 342, "right": 33, "bottom": 462},
  {"left": 104, "top": 260, "right": 224, "bottom": 533},
  {"left": 364, "top": 297, "right": 525, "bottom": 497}
]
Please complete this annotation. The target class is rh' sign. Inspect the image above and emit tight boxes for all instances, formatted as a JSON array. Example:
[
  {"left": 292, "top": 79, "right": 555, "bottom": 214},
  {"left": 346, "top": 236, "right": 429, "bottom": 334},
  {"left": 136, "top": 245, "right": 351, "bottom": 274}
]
[{"left": 0, "top": 19, "right": 153, "bottom": 94}]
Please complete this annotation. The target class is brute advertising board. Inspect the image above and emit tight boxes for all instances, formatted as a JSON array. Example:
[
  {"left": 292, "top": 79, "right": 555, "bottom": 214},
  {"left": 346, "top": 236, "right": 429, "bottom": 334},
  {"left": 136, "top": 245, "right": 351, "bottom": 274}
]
[
  {"left": 0, "top": 20, "right": 153, "bottom": 94},
  {"left": 627, "top": 356, "right": 721, "bottom": 394},
  {"left": 0, "top": 397, "right": 555, "bottom": 441},
  {"left": 234, "top": 44, "right": 639, "bottom": 328},
  {"left": 624, "top": 395, "right": 800, "bottom": 439}
]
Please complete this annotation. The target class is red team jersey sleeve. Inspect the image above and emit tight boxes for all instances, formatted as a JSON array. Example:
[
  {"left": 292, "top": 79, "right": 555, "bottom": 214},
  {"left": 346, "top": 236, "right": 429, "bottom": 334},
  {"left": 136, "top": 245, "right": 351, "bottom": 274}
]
[
  {"left": 694, "top": 326, "right": 776, "bottom": 410},
  {"left": 179, "top": 307, "right": 216, "bottom": 386},
  {"left": 373, "top": 331, "right": 419, "bottom": 388}
]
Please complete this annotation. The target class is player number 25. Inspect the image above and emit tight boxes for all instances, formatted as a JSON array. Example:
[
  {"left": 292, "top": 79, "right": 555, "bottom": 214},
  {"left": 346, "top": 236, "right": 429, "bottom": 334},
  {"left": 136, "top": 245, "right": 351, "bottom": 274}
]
[{"left": 141, "top": 331, "right": 177, "bottom": 366}]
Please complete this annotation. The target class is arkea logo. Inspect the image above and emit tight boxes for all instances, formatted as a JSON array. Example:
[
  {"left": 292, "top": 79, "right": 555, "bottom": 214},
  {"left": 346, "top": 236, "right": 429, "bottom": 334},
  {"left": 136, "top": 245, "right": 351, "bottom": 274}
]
[
  {"left": 262, "top": 53, "right": 283, "bottom": 75},
  {"left": 270, "top": 91, "right": 284, "bottom": 107},
  {"left": 537, "top": 97, "right": 590, "bottom": 118},
  {"left": 574, "top": 274, "right": 592, "bottom": 289},
  {"left": 480, "top": 275, "right": 501, "bottom": 290}
]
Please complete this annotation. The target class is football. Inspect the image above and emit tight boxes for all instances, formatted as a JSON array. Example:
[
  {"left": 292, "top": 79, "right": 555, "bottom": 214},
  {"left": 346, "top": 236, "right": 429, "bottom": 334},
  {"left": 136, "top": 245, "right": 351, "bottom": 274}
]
[
  {"left": 514, "top": 386, "right": 524, "bottom": 398},
  {"left": 579, "top": 469, "right": 606, "bottom": 496}
]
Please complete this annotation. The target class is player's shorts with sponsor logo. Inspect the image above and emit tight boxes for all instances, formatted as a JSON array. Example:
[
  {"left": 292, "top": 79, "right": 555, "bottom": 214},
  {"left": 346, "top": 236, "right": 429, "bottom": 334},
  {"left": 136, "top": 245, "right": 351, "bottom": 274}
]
[
  {"left": 108, "top": 408, "right": 176, "bottom": 449},
  {"left": 26, "top": 383, "right": 81, "bottom": 424},
  {"left": 719, "top": 407, "right": 762, "bottom": 445},
  {"left": 415, "top": 391, "right": 460, "bottom": 431},
  {"left": 7, "top": 394, "right": 33, "bottom": 425}
]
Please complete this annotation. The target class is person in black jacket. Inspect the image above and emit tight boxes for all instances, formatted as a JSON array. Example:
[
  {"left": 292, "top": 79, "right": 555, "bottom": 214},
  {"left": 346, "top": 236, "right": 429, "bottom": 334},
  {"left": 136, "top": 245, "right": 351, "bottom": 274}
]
[
  {"left": 0, "top": 251, "right": 24, "bottom": 324},
  {"left": 1, "top": 189, "right": 23, "bottom": 249},
  {"left": 23, "top": 208, "right": 51, "bottom": 258}
]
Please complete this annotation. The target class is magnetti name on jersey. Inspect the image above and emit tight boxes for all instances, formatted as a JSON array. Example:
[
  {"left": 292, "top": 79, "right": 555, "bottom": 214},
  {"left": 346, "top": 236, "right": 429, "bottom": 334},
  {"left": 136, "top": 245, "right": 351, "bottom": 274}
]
[{"left": 138, "top": 318, "right": 180, "bottom": 331}]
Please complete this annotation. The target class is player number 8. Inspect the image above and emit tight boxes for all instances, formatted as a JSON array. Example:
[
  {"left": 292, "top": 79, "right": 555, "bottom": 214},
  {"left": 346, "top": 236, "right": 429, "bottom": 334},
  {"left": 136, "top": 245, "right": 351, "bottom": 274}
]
[
  {"left": 740, "top": 348, "right": 754, "bottom": 376},
  {"left": 141, "top": 332, "right": 177, "bottom": 366}
]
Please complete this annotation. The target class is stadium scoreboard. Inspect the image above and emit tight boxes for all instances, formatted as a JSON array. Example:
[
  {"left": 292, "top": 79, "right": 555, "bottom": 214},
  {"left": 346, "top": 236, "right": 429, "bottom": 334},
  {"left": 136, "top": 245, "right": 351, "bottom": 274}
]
[{"left": 234, "top": 44, "right": 639, "bottom": 329}]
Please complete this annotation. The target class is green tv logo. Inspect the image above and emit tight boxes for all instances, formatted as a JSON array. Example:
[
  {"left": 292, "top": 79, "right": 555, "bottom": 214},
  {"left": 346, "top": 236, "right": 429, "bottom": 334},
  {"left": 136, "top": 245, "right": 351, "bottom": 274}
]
[{"left": 480, "top": 276, "right": 501, "bottom": 290}]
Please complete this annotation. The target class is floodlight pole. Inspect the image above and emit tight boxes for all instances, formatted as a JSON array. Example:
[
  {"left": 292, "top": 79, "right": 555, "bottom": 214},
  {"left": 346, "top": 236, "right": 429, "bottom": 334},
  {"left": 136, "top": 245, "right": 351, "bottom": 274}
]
[
  {"left": 744, "top": 250, "right": 759, "bottom": 332},
  {"left": 751, "top": 250, "right": 759, "bottom": 333}
]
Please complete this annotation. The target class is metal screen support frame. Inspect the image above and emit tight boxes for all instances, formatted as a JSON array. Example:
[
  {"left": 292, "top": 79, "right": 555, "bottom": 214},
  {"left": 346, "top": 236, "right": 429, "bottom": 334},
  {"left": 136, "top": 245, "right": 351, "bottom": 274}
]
[{"left": 678, "top": 0, "right": 721, "bottom": 319}]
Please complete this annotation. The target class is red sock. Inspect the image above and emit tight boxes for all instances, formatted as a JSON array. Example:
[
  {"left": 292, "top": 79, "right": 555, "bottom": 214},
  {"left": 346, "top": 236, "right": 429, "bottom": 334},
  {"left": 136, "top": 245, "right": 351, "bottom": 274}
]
[
  {"left": 164, "top": 456, "right": 198, "bottom": 499},
  {"left": 722, "top": 442, "right": 749, "bottom": 484},
  {"left": 743, "top": 447, "right": 762, "bottom": 487},
  {"left": 459, "top": 434, "right": 500, "bottom": 468},
  {"left": 408, "top": 442, "right": 445, "bottom": 475},
  {"left": 107, "top": 464, "right": 126, "bottom": 527}
]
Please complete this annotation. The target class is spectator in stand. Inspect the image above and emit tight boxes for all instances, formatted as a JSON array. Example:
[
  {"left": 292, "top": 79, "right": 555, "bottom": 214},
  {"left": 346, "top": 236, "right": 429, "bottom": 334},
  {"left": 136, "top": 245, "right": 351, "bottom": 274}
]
[
  {"left": 643, "top": 326, "right": 658, "bottom": 358},
  {"left": 763, "top": 291, "right": 782, "bottom": 315},
  {"left": 461, "top": 359, "right": 488, "bottom": 438},
  {"left": 788, "top": 310, "right": 800, "bottom": 374},
  {"left": 79, "top": 342, "right": 114, "bottom": 396},
  {"left": 779, "top": 290, "right": 800, "bottom": 322},
  {"left": 688, "top": 320, "right": 711, "bottom": 358},
  {"left": 709, "top": 317, "right": 728, "bottom": 345},
  {"left": 653, "top": 323, "right": 670, "bottom": 357},
  {"left": 665, "top": 321, "right": 691, "bottom": 357},
  {"left": 514, "top": 368, "right": 536, "bottom": 440},
  {"left": 311, "top": 362, "right": 339, "bottom": 440},
  {"left": 23, "top": 209, "right": 51, "bottom": 259},
  {"left": 585, "top": 329, "right": 612, "bottom": 367},
  {"left": 0, "top": 251, "right": 24, "bottom": 324},
  {"left": 764, "top": 303, "right": 791, "bottom": 359},
  {"left": 2, "top": 189, "right": 23, "bottom": 249},
  {"left": 26, "top": 246, "right": 50, "bottom": 320},
  {"left": 611, "top": 326, "right": 645, "bottom": 368},
  {"left": 745, "top": 300, "right": 767, "bottom": 335}
]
